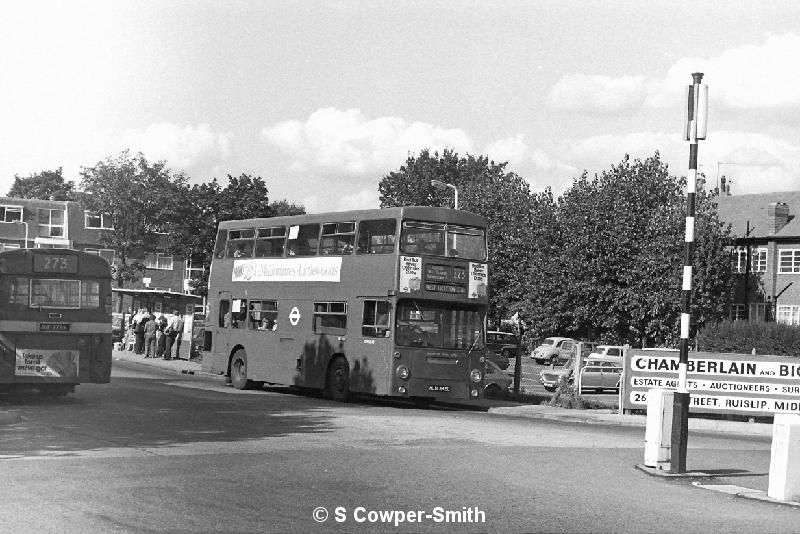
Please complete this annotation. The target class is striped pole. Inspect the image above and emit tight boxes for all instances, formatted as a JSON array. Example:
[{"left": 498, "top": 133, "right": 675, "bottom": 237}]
[{"left": 672, "top": 72, "right": 707, "bottom": 473}]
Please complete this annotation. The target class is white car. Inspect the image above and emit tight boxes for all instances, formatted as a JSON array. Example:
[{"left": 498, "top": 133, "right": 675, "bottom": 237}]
[{"left": 588, "top": 345, "right": 624, "bottom": 363}]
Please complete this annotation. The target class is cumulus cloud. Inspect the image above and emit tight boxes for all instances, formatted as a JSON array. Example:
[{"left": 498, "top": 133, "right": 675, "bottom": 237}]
[
  {"left": 554, "top": 33, "right": 800, "bottom": 112},
  {"left": 262, "top": 108, "right": 475, "bottom": 176},
  {"left": 650, "top": 33, "right": 800, "bottom": 109},
  {"left": 113, "top": 123, "right": 234, "bottom": 170},
  {"left": 549, "top": 74, "right": 647, "bottom": 112}
]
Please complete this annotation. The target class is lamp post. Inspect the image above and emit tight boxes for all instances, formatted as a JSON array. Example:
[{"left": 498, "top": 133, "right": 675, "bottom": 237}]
[
  {"left": 430, "top": 179, "right": 459, "bottom": 210},
  {"left": 14, "top": 221, "right": 28, "bottom": 249}
]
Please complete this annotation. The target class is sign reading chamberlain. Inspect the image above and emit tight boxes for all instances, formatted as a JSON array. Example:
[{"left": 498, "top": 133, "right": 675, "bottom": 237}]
[{"left": 624, "top": 349, "right": 800, "bottom": 416}]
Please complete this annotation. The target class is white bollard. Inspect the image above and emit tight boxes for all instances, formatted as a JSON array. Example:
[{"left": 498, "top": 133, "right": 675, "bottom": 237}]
[
  {"left": 644, "top": 389, "right": 674, "bottom": 470},
  {"left": 768, "top": 414, "right": 800, "bottom": 501}
]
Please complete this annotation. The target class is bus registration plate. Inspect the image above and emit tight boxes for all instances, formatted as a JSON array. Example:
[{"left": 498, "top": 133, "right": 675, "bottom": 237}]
[
  {"left": 428, "top": 385, "right": 450, "bottom": 392},
  {"left": 40, "top": 323, "right": 70, "bottom": 332}
]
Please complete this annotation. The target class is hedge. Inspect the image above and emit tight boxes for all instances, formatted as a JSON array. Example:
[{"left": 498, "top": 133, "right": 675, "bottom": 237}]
[{"left": 696, "top": 320, "right": 800, "bottom": 357}]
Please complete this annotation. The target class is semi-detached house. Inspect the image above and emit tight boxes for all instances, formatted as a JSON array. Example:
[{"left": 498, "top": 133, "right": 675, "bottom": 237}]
[{"left": 717, "top": 191, "right": 800, "bottom": 325}]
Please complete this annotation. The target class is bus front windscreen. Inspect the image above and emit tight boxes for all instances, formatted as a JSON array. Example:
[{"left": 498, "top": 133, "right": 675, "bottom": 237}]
[
  {"left": 400, "top": 221, "right": 486, "bottom": 261},
  {"left": 395, "top": 300, "right": 485, "bottom": 350}
]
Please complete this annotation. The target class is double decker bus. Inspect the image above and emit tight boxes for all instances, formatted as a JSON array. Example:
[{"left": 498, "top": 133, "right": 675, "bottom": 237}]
[
  {"left": 0, "top": 249, "right": 113, "bottom": 395},
  {"left": 202, "top": 206, "right": 490, "bottom": 401}
]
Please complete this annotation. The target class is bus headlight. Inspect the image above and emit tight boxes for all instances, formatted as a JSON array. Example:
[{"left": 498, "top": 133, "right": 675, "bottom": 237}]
[
  {"left": 470, "top": 368, "right": 482, "bottom": 383},
  {"left": 396, "top": 365, "right": 410, "bottom": 380}
]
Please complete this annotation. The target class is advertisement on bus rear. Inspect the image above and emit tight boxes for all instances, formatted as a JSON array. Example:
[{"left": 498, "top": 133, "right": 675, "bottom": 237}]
[{"left": 15, "top": 349, "right": 79, "bottom": 379}]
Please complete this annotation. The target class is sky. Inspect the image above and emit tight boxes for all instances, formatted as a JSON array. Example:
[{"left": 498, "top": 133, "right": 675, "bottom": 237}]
[{"left": 1, "top": 1, "right": 799, "bottom": 213}]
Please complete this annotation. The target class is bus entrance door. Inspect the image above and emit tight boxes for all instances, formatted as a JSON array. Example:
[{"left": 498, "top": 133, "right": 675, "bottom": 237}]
[{"left": 348, "top": 298, "right": 392, "bottom": 395}]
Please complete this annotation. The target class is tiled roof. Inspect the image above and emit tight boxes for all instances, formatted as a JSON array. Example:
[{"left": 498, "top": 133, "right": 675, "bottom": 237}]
[{"left": 716, "top": 191, "right": 800, "bottom": 239}]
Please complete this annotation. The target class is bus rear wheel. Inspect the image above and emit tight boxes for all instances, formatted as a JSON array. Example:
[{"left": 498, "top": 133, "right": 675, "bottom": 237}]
[
  {"left": 325, "top": 356, "right": 350, "bottom": 402},
  {"left": 230, "top": 349, "right": 252, "bottom": 390}
]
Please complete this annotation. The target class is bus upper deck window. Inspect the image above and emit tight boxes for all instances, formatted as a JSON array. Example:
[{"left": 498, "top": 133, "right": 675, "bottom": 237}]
[
  {"left": 213, "top": 228, "right": 228, "bottom": 259},
  {"left": 287, "top": 224, "right": 320, "bottom": 256},
  {"left": 400, "top": 221, "right": 445, "bottom": 256},
  {"left": 320, "top": 222, "right": 355, "bottom": 255},
  {"left": 255, "top": 227, "right": 287, "bottom": 258},
  {"left": 356, "top": 219, "right": 397, "bottom": 254},
  {"left": 226, "top": 229, "right": 255, "bottom": 259}
]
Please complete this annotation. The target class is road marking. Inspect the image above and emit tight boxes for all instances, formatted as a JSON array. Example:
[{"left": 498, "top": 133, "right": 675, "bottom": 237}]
[{"left": 164, "top": 382, "right": 286, "bottom": 395}]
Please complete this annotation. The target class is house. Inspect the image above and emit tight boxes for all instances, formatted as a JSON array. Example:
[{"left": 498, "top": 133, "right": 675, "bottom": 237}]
[
  {"left": 0, "top": 196, "right": 202, "bottom": 310},
  {"left": 716, "top": 190, "right": 800, "bottom": 325}
]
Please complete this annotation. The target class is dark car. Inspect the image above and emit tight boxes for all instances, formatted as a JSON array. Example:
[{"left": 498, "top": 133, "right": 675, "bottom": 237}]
[{"left": 486, "top": 330, "right": 520, "bottom": 359}]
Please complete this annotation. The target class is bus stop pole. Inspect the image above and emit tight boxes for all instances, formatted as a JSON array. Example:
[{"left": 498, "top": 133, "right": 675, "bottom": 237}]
[{"left": 513, "top": 319, "right": 525, "bottom": 396}]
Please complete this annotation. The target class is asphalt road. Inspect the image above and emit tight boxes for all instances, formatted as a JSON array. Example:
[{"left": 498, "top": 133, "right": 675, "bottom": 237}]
[{"left": 0, "top": 359, "right": 794, "bottom": 533}]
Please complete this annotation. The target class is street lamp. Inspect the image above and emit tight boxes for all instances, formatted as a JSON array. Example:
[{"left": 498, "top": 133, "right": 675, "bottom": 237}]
[
  {"left": 14, "top": 221, "right": 28, "bottom": 249},
  {"left": 430, "top": 179, "right": 459, "bottom": 210}
]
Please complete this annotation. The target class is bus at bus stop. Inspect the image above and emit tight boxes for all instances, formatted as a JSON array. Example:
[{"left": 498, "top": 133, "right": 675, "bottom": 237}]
[
  {"left": 0, "top": 248, "right": 113, "bottom": 395},
  {"left": 201, "top": 206, "right": 490, "bottom": 402}
]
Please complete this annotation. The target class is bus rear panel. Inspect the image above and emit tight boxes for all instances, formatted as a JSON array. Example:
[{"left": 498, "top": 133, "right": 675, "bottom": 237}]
[{"left": 0, "top": 249, "right": 113, "bottom": 394}]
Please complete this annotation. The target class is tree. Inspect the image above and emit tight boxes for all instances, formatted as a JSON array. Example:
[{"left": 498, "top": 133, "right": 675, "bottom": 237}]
[
  {"left": 8, "top": 168, "right": 76, "bottom": 200},
  {"left": 531, "top": 153, "right": 733, "bottom": 346},
  {"left": 79, "top": 151, "right": 187, "bottom": 287},
  {"left": 167, "top": 174, "right": 305, "bottom": 296},
  {"left": 379, "top": 149, "right": 548, "bottom": 325}
]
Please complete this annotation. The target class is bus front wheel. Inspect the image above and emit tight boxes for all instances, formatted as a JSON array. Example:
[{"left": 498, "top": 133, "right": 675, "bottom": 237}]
[
  {"left": 230, "top": 349, "right": 252, "bottom": 390},
  {"left": 325, "top": 356, "right": 350, "bottom": 402}
]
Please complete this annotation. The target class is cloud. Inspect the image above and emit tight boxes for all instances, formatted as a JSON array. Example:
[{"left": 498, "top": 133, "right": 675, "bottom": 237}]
[
  {"left": 262, "top": 108, "right": 475, "bottom": 176},
  {"left": 549, "top": 74, "right": 647, "bottom": 112},
  {"left": 113, "top": 123, "right": 234, "bottom": 171},
  {"left": 554, "top": 33, "right": 800, "bottom": 112}
]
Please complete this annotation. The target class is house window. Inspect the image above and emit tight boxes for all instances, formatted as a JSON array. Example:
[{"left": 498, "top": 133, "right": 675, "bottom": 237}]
[
  {"left": 734, "top": 247, "right": 767, "bottom": 273},
  {"left": 313, "top": 301, "right": 347, "bottom": 334},
  {"left": 0, "top": 243, "right": 20, "bottom": 253},
  {"left": 85, "top": 248, "right": 115, "bottom": 264},
  {"left": 730, "top": 303, "right": 767, "bottom": 322},
  {"left": 0, "top": 205, "right": 23, "bottom": 223},
  {"left": 779, "top": 250, "right": 800, "bottom": 274},
  {"left": 37, "top": 208, "right": 65, "bottom": 237},
  {"left": 777, "top": 305, "right": 800, "bottom": 326},
  {"left": 145, "top": 253, "right": 174, "bottom": 270},
  {"left": 85, "top": 211, "right": 113, "bottom": 230}
]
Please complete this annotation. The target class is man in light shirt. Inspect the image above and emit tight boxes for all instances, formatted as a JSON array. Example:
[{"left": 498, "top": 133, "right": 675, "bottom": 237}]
[{"left": 164, "top": 310, "right": 185, "bottom": 360}]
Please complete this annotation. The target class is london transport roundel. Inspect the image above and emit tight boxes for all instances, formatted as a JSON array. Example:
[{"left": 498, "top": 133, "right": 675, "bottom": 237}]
[{"left": 289, "top": 306, "right": 301, "bottom": 326}]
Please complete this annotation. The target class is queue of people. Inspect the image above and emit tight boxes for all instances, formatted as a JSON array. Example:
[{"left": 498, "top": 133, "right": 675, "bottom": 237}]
[{"left": 128, "top": 309, "right": 186, "bottom": 360}]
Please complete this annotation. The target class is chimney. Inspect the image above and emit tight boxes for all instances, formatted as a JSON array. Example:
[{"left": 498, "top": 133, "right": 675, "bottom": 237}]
[{"left": 768, "top": 202, "right": 790, "bottom": 234}]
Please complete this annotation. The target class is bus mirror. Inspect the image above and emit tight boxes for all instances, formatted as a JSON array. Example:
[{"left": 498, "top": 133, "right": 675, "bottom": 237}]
[{"left": 387, "top": 289, "right": 397, "bottom": 296}]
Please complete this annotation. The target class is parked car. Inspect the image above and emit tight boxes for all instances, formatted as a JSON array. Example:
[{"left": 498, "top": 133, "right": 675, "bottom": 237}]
[
  {"left": 539, "top": 357, "right": 623, "bottom": 393},
  {"left": 578, "top": 358, "right": 623, "bottom": 392},
  {"left": 531, "top": 337, "right": 576, "bottom": 365},
  {"left": 486, "top": 330, "right": 520, "bottom": 359},
  {"left": 589, "top": 345, "right": 624, "bottom": 363},
  {"left": 484, "top": 359, "right": 512, "bottom": 398},
  {"left": 539, "top": 361, "right": 572, "bottom": 391}
]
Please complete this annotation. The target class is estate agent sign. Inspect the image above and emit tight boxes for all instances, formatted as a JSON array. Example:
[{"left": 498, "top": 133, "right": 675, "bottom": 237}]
[{"left": 623, "top": 349, "right": 800, "bottom": 416}]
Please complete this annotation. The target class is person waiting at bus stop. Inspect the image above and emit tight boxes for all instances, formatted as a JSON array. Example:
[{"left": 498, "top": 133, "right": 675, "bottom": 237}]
[
  {"left": 164, "top": 310, "right": 184, "bottom": 360},
  {"left": 143, "top": 311, "right": 157, "bottom": 358}
]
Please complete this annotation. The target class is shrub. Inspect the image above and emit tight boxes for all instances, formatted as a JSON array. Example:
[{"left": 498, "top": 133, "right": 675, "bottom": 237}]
[{"left": 697, "top": 321, "right": 800, "bottom": 356}]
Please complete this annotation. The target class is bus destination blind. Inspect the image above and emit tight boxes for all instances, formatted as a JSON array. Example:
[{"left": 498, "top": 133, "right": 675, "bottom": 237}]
[{"left": 33, "top": 254, "right": 79, "bottom": 274}]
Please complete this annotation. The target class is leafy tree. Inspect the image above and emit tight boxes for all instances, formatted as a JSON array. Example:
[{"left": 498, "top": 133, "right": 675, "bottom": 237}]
[
  {"left": 533, "top": 153, "right": 733, "bottom": 346},
  {"left": 379, "top": 149, "right": 548, "bottom": 325},
  {"left": 79, "top": 150, "right": 187, "bottom": 287},
  {"left": 8, "top": 167, "right": 76, "bottom": 200},
  {"left": 168, "top": 174, "right": 305, "bottom": 296}
]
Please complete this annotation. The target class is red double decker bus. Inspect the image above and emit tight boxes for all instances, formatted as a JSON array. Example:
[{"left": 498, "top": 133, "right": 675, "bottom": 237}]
[
  {"left": 0, "top": 249, "right": 113, "bottom": 395},
  {"left": 202, "top": 206, "right": 490, "bottom": 401}
]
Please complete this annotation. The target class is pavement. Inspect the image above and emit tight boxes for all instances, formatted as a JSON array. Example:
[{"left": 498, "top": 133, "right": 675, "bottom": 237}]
[{"left": 2, "top": 349, "right": 796, "bottom": 507}]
